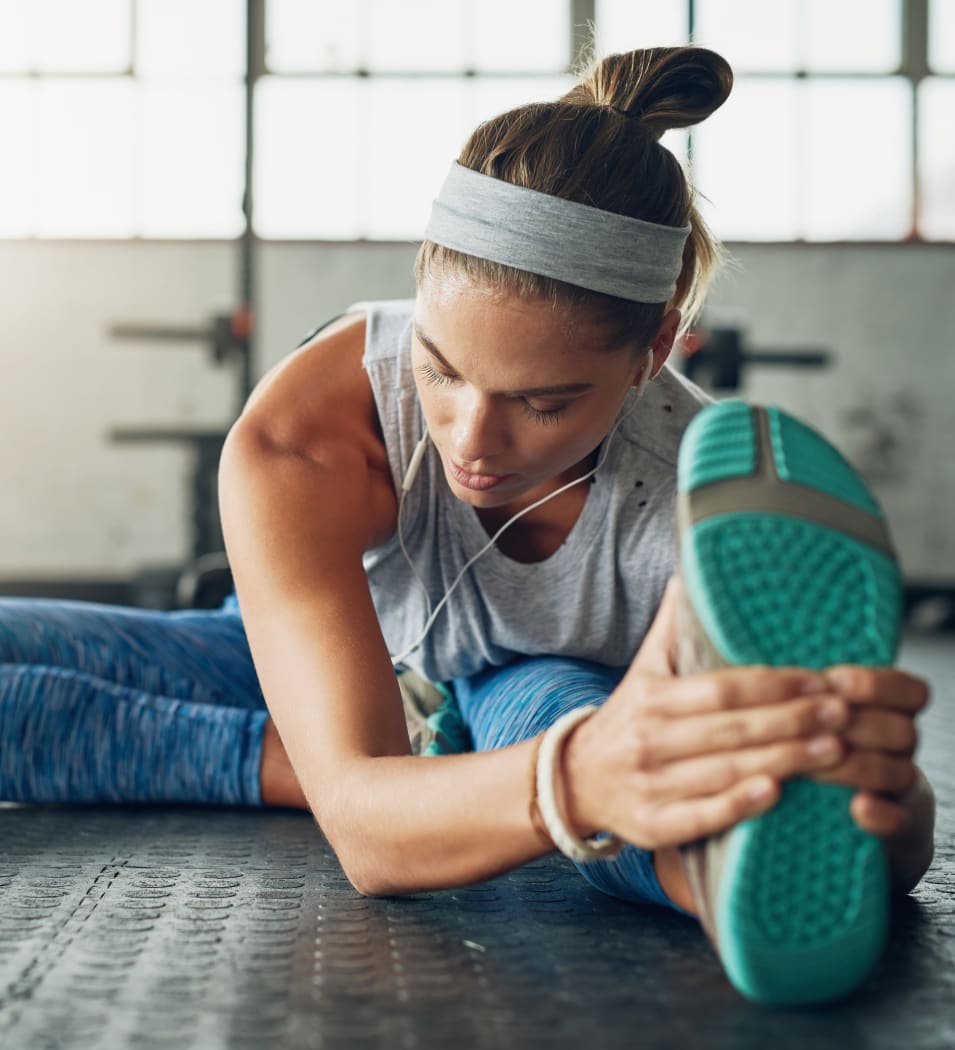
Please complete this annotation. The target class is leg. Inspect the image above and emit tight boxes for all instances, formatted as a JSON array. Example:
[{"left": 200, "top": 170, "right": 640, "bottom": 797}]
[
  {"left": 0, "top": 595, "right": 264, "bottom": 708},
  {"left": 453, "top": 656, "right": 697, "bottom": 918},
  {"left": 0, "top": 596, "right": 270, "bottom": 806}
]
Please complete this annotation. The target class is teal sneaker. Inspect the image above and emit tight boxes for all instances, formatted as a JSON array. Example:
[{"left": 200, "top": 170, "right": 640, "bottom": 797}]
[{"left": 674, "top": 400, "right": 903, "bottom": 1006}]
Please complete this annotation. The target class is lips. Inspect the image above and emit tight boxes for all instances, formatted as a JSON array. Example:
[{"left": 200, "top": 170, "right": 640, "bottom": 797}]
[{"left": 448, "top": 459, "right": 513, "bottom": 491}]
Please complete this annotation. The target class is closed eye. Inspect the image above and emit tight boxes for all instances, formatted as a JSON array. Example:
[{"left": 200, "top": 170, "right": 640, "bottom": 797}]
[
  {"left": 519, "top": 402, "right": 566, "bottom": 425},
  {"left": 416, "top": 359, "right": 457, "bottom": 386},
  {"left": 417, "top": 357, "right": 569, "bottom": 425}
]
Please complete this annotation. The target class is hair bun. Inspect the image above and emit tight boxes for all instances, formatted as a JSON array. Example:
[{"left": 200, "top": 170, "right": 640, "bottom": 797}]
[{"left": 570, "top": 46, "right": 733, "bottom": 139}]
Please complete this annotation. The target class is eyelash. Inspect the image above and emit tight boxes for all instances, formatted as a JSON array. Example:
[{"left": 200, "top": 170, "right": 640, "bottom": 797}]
[{"left": 416, "top": 359, "right": 566, "bottom": 425}]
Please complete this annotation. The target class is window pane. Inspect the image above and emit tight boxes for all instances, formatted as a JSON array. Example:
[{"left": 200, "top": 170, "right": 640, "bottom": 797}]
[
  {"left": 140, "top": 84, "right": 245, "bottom": 238},
  {"left": 266, "top": 0, "right": 361, "bottom": 72},
  {"left": 136, "top": 0, "right": 245, "bottom": 79},
  {"left": 919, "top": 79, "right": 955, "bottom": 239},
  {"left": 472, "top": 0, "right": 569, "bottom": 71},
  {"left": 0, "top": 2, "right": 31, "bottom": 72},
  {"left": 804, "top": 0, "right": 901, "bottom": 72},
  {"left": 367, "top": 80, "right": 467, "bottom": 239},
  {"left": 805, "top": 79, "right": 911, "bottom": 239},
  {"left": 695, "top": 0, "right": 900, "bottom": 72},
  {"left": 468, "top": 75, "right": 575, "bottom": 128},
  {"left": 694, "top": 0, "right": 800, "bottom": 73},
  {"left": 365, "top": 0, "right": 467, "bottom": 72},
  {"left": 254, "top": 78, "right": 361, "bottom": 238},
  {"left": 929, "top": 0, "right": 955, "bottom": 71},
  {"left": 0, "top": 0, "right": 130, "bottom": 73},
  {"left": 0, "top": 82, "right": 30, "bottom": 235},
  {"left": 267, "top": 0, "right": 570, "bottom": 74},
  {"left": 692, "top": 79, "right": 800, "bottom": 239},
  {"left": 33, "top": 80, "right": 136, "bottom": 236},
  {"left": 594, "top": 0, "right": 688, "bottom": 52},
  {"left": 661, "top": 129, "right": 689, "bottom": 171}
]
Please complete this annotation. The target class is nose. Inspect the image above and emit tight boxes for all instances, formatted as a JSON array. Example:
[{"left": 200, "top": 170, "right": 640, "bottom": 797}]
[{"left": 450, "top": 392, "right": 506, "bottom": 466}]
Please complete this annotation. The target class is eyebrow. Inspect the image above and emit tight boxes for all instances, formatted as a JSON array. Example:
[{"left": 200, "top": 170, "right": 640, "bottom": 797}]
[{"left": 413, "top": 324, "right": 596, "bottom": 398}]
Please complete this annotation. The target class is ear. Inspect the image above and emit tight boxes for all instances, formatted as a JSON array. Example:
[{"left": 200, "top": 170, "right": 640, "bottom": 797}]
[
  {"left": 650, "top": 308, "right": 682, "bottom": 375},
  {"left": 632, "top": 308, "right": 681, "bottom": 388}
]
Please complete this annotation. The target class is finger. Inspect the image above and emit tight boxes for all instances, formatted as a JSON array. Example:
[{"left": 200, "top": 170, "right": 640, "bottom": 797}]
[
  {"left": 848, "top": 791, "right": 906, "bottom": 838},
  {"left": 638, "top": 665, "right": 831, "bottom": 719},
  {"left": 645, "top": 731, "right": 846, "bottom": 803},
  {"left": 841, "top": 708, "right": 918, "bottom": 757},
  {"left": 809, "top": 751, "right": 917, "bottom": 797},
  {"left": 823, "top": 665, "right": 930, "bottom": 715},
  {"left": 641, "top": 775, "right": 780, "bottom": 849},
  {"left": 642, "top": 693, "right": 850, "bottom": 766}
]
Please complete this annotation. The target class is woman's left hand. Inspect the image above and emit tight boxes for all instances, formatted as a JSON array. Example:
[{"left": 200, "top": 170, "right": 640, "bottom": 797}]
[{"left": 810, "top": 664, "right": 930, "bottom": 841}]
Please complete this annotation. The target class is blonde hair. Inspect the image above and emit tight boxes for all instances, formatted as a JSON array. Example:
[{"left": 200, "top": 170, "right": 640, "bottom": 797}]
[{"left": 415, "top": 46, "right": 733, "bottom": 350}]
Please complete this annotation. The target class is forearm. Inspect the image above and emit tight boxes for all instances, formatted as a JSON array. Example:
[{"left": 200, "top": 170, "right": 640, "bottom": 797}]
[
  {"left": 327, "top": 741, "right": 554, "bottom": 896},
  {"left": 885, "top": 765, "right": 936, "bottom": 895}
]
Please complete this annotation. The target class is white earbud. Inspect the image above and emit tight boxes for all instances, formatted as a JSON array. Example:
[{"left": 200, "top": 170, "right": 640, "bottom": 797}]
[
  {"left": 389, "top": 348, "right": 655, "bottom": 668},
  {"left": 402, "top": 430, "right": 430, "bottom": 492},
  {"left": 390, "top": 382, "right": 650, "bottom": 667}
]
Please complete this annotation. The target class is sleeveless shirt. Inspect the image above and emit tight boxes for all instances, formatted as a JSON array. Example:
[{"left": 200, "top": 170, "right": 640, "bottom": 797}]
[{"left": 353, "top": 299, "right": 714, "bottom": 683}]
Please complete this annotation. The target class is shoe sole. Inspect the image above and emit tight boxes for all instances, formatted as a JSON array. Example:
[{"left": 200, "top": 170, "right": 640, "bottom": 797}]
[{"left": 676, "top": 401, "right": 902, "bottom": 1006}]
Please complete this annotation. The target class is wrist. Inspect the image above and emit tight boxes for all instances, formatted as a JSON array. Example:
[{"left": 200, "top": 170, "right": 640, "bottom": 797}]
[
  {"left": 534, "top": 706, "right": 623, "bottom": 863},
  {"left": 558, "top": 714, "right": 602, "bottom": 839}
]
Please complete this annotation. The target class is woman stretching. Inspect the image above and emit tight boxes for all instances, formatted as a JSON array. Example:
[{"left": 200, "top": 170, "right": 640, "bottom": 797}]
[{"left": 0, "top": 46, "right": 935, "bottom": 1006}]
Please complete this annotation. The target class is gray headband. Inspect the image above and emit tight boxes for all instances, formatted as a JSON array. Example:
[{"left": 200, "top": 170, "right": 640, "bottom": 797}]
[{"left": 424, "top": 161, "right": 691, "bottom": 304}]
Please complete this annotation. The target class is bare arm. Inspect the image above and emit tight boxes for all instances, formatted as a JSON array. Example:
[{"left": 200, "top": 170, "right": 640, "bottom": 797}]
[
  {"left": 219, "top": 318, "right": 553, "bottom": 895},
  {"left": 222, "top": 319, "right": 928, "bottom": 903}
]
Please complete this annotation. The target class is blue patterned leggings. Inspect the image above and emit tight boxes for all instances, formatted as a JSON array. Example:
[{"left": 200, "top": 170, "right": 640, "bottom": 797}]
[{"left": 0, "top": 592, "right": 690, "bottom": 917}]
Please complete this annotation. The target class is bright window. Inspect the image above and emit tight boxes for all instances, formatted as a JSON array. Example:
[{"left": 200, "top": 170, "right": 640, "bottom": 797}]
[
  {"left": 257, "top": 0, "right": 574, "bottom": 239},
  {"left": 919, "top": 78, "right": 955, "bottom": 238},
  {"left": 0, "top": 0, "right": 952, "bottom": 242},
  {"left": 599, "top": 0, "right": 919, "bottom": 241},
  {"left": 930, "top": 0, "right": 955, "bottom": 71},
  {"left": 0, "top": 0, "right": 245, "bottom": 238}
]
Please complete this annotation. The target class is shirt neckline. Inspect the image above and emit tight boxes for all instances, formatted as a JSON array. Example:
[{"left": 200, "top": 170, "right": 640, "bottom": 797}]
[{"left": 446, "top": 406, "right": 631, "bottom": 584}]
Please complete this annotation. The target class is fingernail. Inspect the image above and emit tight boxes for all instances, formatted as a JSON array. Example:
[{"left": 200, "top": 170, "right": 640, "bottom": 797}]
[
  {"left": 808, "top": 734, "right": 840, "bottom": 758},
  {"left": 799, "top": 675, "right": 828, "bottom": 695},
  {"left": 817, "top": 699, "right": 846, "bottom": 728},
  {"left": 825, "top": 668, "right": 855, "bottom": 693},
  {"left": 749, "top": 778, "right": 774, "bottom": 801}
]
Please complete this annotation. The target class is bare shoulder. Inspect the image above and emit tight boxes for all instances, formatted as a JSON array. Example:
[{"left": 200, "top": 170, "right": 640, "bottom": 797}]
[
  {"left": 240, "top": 312, "right": 374, "bottom": 450},
  {"left": 234, "top": 310, "right": 397, "bottom": 545}
]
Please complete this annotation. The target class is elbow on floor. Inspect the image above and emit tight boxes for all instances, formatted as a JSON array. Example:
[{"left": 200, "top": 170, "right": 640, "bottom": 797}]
[
  {"left": 335, "top": 838, "right": 436, "bottom": 898},
  {"left": 322, "top": 826, "right": 409, "bottom": 899},
  {"left": 341, "top": 857, "right": 409, "bottom": 899}
]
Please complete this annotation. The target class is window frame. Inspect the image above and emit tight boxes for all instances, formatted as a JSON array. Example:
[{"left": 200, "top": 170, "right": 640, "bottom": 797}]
[
  {"left": 254, "top": 0, "right": 952, "bottom": 246},
  {"left": 1, "top": 0, "right": 951, "bottom": 244}
]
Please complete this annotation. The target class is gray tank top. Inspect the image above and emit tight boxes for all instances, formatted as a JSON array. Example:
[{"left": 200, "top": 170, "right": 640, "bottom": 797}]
[{"left": 354, "top": 299, "right": 713, "bottom": 682}]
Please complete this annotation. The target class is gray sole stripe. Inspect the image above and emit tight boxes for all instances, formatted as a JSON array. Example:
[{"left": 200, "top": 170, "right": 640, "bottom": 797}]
[{"left": 682, "top": 407, "right": 896, "bottom": 560}]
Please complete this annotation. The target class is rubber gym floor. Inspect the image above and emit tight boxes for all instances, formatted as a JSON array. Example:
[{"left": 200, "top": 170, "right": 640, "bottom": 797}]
[{"left": 0, "top": 634, "right": 951, "bottom": 1050}]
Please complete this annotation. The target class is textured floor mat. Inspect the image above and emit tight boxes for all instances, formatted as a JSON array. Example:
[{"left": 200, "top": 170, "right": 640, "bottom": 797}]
[{"left": 1, "top": 636, "right": 952, "bottom": 1049}]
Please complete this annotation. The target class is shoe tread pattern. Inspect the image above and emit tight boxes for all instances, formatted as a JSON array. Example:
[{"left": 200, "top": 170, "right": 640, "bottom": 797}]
[
  {"left": 679, "top": 402, "right": 900, "bottom": 1005},
  {"left": 679, "top": 400, "right": 756, "bottom": 492}
]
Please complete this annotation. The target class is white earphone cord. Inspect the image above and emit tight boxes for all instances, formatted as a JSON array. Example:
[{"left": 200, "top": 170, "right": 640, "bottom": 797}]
[{"left": 390, "top": 349, "right": 654, "bottom": 668}]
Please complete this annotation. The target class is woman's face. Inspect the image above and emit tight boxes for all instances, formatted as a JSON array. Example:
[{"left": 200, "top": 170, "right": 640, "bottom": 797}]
[{"left": 412, "top": 273, "right": 657, "bottom": 511}]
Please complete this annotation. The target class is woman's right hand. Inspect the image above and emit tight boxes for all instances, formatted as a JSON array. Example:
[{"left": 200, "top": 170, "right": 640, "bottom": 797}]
[{"left": 560, "top": 662, "right": 849, "bottom": 851}]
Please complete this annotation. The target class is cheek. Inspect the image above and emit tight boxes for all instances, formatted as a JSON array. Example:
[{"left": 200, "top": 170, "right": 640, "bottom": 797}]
[{"left": 415, "top": 383, "right": 455, "bottom": 431}]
